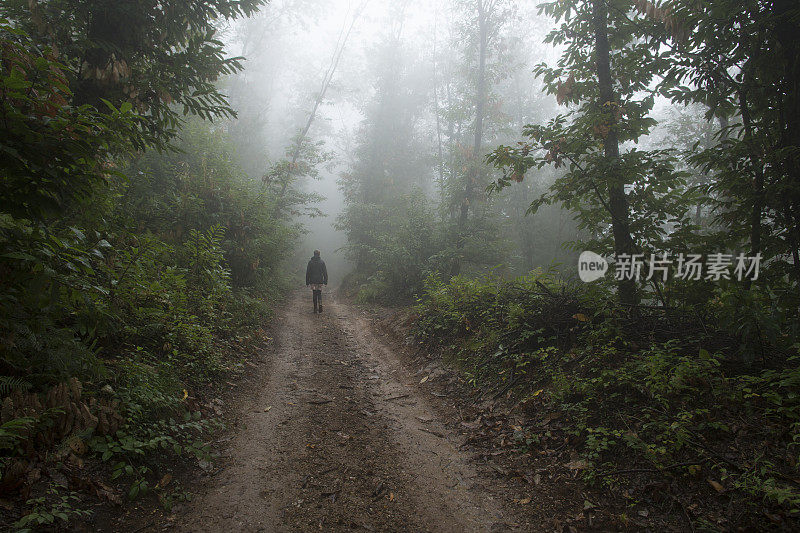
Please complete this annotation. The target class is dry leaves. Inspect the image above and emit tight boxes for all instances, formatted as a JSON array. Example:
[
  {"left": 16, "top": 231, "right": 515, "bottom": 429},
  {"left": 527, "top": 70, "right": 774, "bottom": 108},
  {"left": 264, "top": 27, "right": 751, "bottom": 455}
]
[
  {"left": 156, "top": 473, "right": 173, "bottom": 490},
  {"left": 566, "top": 459, "right": 589, "bottom": 471},
  {"left": 92, "top": 479, "right": 122, "bottom": 505},
  {"left": 1, "top": 378, "right": 122, "bottom": 454},
  {"left": 556, "top": 73, "right": 576, "bottom": 105},
  {"left": 67, "top": 436, "right": 86, "bottom": 455},
  {"left": 707, "top": 479, "right": 725, "bottom": 493},
  {"left": 632, "top": 0, "right": 689, "bottom": 42}
]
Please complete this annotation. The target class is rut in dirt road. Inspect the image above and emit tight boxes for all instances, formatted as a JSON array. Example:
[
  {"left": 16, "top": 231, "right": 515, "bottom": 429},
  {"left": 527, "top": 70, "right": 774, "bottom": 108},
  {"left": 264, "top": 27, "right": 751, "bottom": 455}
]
[{"left": 174, "top": 291, "right": 517, "bottom": 532}]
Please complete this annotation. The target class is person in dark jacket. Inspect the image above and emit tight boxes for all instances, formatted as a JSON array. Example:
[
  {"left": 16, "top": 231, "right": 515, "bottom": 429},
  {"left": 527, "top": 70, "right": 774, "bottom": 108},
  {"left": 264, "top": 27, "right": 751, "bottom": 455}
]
[{"left": 306, "top": 250, "right": 328, "bottom": 313}]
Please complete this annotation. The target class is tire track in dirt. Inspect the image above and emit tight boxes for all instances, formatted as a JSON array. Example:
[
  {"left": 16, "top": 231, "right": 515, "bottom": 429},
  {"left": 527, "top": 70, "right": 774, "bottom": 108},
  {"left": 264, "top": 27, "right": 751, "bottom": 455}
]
[{"left": 174, "top": 290, "right": 517, "bottom": 532}]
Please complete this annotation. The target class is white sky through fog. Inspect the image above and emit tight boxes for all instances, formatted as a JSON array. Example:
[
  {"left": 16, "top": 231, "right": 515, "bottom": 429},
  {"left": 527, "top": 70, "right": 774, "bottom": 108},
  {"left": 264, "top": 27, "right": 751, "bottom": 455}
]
[{"left": 221, "top": 0, "right": 560, "bottom": 284}]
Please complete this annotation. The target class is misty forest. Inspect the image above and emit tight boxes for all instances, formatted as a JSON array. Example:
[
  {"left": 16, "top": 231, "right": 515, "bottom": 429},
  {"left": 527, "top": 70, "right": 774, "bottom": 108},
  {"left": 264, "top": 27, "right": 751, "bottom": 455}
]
[{"left": 1, "top": 0, "right": 799, "bottom": 530}]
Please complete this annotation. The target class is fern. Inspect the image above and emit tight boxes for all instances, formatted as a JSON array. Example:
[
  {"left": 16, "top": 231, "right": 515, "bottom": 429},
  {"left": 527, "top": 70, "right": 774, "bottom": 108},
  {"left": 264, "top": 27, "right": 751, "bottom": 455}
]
[
  {"left": 0, "top": 376, "right": 32, "bottom": 396},
  {"left": 0, "top": 416, "right": 37, "bottom": 451}
]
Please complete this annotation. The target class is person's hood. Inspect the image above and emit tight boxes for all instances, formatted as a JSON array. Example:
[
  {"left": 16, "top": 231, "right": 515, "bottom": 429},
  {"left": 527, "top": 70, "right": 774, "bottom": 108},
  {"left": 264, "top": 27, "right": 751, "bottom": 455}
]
[{"left": 310, "top": 255, "right": 321, "bottom": 262}]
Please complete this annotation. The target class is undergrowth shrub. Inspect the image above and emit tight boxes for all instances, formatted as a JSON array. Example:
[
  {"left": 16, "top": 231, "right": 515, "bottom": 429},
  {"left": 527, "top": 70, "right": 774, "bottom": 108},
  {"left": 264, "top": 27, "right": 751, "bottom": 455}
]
[
  {"left": 0, "top": 17, "right": 288, "bottom": 529},
  {"left": 413, "top": 273, "right": 800, "bottom": 521},
  {"left": 338, "top": 190, "right": 450, "bottom": 304},
  {"left": 415, "top": 270, "right": 581, "bottom": 387},
  {"left": 1, "top": 121, "right": 291, "bottom": 525}
]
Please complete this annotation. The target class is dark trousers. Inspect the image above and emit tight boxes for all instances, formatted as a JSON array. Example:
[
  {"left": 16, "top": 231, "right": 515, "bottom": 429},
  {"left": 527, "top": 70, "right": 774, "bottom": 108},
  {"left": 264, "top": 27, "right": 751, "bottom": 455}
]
[{"left": 312, "top": 289, "right": 322, "bottom": 311}]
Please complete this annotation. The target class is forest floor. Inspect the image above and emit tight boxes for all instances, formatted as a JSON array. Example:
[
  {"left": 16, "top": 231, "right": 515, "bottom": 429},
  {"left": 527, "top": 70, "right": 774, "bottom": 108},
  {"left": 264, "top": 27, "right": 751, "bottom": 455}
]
[{"left": 104, "top": 290, "right": 607, "bottom": 532}]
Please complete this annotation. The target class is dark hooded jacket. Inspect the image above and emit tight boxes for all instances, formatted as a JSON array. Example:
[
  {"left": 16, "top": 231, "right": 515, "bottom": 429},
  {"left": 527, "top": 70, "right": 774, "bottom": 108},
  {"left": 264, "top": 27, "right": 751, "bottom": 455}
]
[{"left": 306, "top": 255, "right": 328, "bottom": 285}]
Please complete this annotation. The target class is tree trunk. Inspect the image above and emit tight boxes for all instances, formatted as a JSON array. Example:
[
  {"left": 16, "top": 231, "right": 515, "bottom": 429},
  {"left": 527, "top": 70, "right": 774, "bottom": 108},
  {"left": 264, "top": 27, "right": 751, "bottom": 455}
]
[
  {"left": 451, "top": 0, "right": 488, "bottom": 276},
  {"left": 738, "top": 88, "right": 764, "bottom": 258},
  {"left": 74, "top": 6, "right": 119, "bottom": 109},
  {"left": 773, "top": 0, "right": 800, "bottom": 284},
  {"left": 432, "top": 9, "right": 446, "bottom": 201},
  {"left": 521, "top": 183, "right": 535, "bottom": 270},
  {"left": 270, "top": 2, "right": 364, "bottom": 217},
  {"left": 592, "top": 0, "right": 637, "bottom": 306}
]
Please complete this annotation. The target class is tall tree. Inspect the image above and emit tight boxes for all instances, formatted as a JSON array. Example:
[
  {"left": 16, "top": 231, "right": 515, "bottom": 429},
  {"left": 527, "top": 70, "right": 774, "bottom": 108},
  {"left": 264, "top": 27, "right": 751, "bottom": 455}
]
[
  {"left": 452, "top": 0, "right": 490, "bottom": 275},
  {"left": 591, "top": 0, "right": 636, "bottom": 304},
  {"left": 488, "top": 0, "right": 691, "bottom": 306},
  {"left": 2, "top": 0, "right": 264, "bottom": 150},
  {"left": 663, "top": 0, "right": 800, "bottom": 286},
  {"left": 267, "top": 0, "right": 367, "bottom": 217},
  {"left": 448, "top": 0, "right": 514, "bottom": 276}
]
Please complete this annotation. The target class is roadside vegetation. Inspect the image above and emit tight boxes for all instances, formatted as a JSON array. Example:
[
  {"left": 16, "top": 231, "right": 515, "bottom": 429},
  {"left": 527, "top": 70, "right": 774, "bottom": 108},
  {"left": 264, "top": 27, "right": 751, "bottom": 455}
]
[
  {"left": 413, "top": 272, "right": 799, "bottom": 527},
  {"left": 0, "top": 1, "right": 318, "bottom": 528},
  {"left": 334, "top": 0, "right": 800, "bottom": 529},
  {"left": 2, "top": 0, "right": 800, "bottom": 529}
]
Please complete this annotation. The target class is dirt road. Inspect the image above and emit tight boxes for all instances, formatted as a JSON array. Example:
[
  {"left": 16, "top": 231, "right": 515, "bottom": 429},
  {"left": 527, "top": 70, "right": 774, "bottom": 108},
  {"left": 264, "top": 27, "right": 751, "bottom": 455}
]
[{"left": 174, "top": 290, "right": 519, "bottom": 532}]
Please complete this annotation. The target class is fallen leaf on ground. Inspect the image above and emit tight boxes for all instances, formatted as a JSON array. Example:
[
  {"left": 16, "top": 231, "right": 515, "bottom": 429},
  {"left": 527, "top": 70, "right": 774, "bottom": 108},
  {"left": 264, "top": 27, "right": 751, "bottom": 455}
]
[
  {"left": 93, "top": 480, "right": 122, "bottom": 505},
  {"left": 264, "top": 406, "right": 272, "bottom": 412},
  {"left": 67, "top": 453, "right": 84, "bottom": 468},
  {"left": 461, "top": 418, "right": 481, "bottom": 430},
  {"left": 542, "top": 412, "right": 563, "bottom": 426},
  {"left": 308, "top": 398, "right": 333, "bottom": 405},
  {"left": 707, "top": 479, "right": 725, "bottom": 493},
  {"left": 566, "top": 459, "right": 588, "bottom": 470},
  {"left": 68, "top": 436, "right": 86, "bottom": 455},
  {"left": 156, "top": 473, "right": 172, "bottom": 489},
  {"left": 419, "top": 375, "right": 429, "bottom": 384}
]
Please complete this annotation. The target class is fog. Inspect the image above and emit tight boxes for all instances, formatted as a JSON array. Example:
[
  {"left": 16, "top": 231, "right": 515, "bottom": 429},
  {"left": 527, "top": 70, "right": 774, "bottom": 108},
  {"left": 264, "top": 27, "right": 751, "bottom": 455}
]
[
  {"left": 4, "top": 0, "right": 799, "bottom": 528},
  {"left": 215, "top": 0, "right": 570, "bottom": 291},
  {"left": 204, "top": 0, "right": 781, "bottom": 306}
]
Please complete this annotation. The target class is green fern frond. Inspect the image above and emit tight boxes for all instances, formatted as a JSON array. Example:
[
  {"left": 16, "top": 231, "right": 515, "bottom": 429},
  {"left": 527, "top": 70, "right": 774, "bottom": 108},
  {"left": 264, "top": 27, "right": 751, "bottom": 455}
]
[
  {"left": 0, "top": 415, "right": 37, "bottom": 451},
  {"left": 0, "top": 376, "right": 32, "bottom": 396}
]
